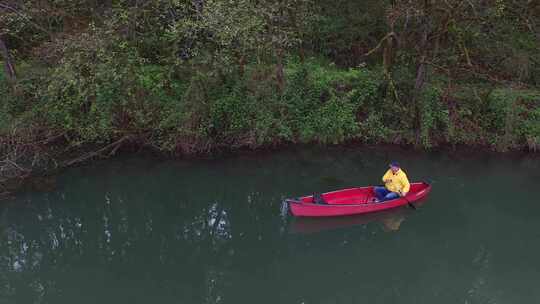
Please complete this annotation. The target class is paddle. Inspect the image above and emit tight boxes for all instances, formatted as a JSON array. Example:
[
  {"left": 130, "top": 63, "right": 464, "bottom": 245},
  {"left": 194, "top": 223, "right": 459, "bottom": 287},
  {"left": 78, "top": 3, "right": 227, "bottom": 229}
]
[
  {"left": 378, "top": 185, "right": 416, "bottom": 210},
  {"left": 402, "top": 194, "right": 416, "bottom": 210}
]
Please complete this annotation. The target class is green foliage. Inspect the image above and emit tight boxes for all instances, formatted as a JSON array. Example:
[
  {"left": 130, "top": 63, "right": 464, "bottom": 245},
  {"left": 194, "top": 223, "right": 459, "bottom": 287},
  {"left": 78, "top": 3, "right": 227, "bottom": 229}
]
[
  {"left": 418, "top": 86, "right": 450, "bottom": 148},
  {"left": 309, "top": 93, "right": 359, "bottom": 144},
  {"left": 210, "top": 86, "right": 256, "bottom": 138},
  {"left": 1, "top": 0, "right": 540, "bottom": 156},
  {"left": 283, "top": 59, "right": 380, "bottom": 144},
  {"left": 357, "top": 112, "right": 390, "bottom": 143},
  {"left": 165, "top": 0, "right": 265, "bottom": 71},
  {"left": 163, "top": 60, "right": 381, "bottom": 147},
  {"left": 485, "top": 89, "right": 540, "bottom": 150},
  {"left": 34, "top": 28, "right": 183, "bottom": 145},
  {"left": 0, "top": 70, "right": 13, "bottom": 132},
  {"left": 39, "top": 32, "right": 116, "bottom": 143},
  {"left": 207, "top": 84, "right": 279, "bottom": 146},
  {"left": 523, "top": 108, "right": 540, "bottom": 150},
  {"left": 308, "top": 0, "right": 386, "bottom": 66}
]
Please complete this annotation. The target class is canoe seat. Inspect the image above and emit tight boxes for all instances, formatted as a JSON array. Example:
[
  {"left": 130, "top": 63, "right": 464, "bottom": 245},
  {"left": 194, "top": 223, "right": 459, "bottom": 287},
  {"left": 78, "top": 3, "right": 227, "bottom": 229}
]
[{"left": 313, "top": 193, "right": 327, "bottom": 204}]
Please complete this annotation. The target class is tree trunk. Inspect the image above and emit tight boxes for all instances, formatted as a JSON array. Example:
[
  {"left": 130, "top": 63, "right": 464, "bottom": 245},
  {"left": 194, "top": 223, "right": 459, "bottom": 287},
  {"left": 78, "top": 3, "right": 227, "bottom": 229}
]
[
  {"left": 0, "top": 36, "right": 16, "bottom": 84},
  {"left": 413, "top": 58, "right": 428, "bottom": 148},
  {"left": 275, "top": 48, "right": 285, "bottom": 93},
  {"left": 238, "top": 54, "right": 246, "bottom": 77},
  {"left": 413, "top": 0, "right": 431, "bottom": 147},
  {"left": 382, "top": 36, "right": 395, "bottom": 74},
  {"left": 299, "top": 45, "right": 305, "bottom": 64}
]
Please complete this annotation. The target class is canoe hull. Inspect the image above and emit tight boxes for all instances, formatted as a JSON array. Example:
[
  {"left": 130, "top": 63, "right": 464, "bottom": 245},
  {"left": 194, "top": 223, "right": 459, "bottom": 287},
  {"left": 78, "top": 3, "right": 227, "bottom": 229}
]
[{"left": 287, "top": 182, "right": 431, "bottom": 217}]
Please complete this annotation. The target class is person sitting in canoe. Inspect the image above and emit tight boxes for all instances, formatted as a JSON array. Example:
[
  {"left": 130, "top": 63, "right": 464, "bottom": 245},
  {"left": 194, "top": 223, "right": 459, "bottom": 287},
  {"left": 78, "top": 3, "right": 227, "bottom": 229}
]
[{"left": 373, "top": 161, "right": 410, "bottom": 202}]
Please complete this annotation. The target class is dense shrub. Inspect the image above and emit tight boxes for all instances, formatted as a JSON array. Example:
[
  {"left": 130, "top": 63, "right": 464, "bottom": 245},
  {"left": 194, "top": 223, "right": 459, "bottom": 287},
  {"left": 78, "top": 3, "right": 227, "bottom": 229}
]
[{"left": 485, "top": 89, "right": 540, "bottom": 151}]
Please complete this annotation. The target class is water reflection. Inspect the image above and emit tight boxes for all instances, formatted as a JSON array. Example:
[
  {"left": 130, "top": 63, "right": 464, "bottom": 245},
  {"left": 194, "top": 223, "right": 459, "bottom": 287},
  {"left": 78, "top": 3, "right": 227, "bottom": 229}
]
[
  {"left": 0, "top": 189, "right": 238, "bottom": 303},
  {"left": 380, "top": 214, "right": 405, "bottom": 232}
]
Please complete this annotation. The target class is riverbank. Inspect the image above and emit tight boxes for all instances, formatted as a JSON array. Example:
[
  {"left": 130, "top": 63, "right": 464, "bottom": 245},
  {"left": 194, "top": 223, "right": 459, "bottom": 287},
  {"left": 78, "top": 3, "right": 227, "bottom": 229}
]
[
  {"left": 1, "top": 133, "right": 539, "bottom": 200},
  {"left": 2, "top": 58, "right": 540, "bottom": 195}
]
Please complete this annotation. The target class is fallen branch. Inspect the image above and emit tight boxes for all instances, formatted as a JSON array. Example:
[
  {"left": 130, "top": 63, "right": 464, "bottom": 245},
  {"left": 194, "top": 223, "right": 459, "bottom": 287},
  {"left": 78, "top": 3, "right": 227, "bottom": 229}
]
[
  {"left": 63, "top": 136, "right": 131, "bottom": 167},
  {"left": 12, "top": 132, "right": 67, "bottom": 148},
  {"left": 1, "top": 159, "right": 30, "bottom": 173},
  {"left": 425, "top": 60, "right": 450, "bottom": 74}
]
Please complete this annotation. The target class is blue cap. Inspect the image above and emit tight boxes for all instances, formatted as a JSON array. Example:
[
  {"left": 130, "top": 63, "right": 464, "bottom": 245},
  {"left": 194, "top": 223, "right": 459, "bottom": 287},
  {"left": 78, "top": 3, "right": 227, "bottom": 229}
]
[{"left": 389, "top": 161, "right": 400, "bottom": 168}]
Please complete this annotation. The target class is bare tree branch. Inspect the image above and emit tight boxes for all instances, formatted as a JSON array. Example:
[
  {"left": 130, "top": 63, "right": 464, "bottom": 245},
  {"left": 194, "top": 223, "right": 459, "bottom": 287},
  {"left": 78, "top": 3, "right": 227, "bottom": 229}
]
[
  {"left": 0, "top": 36, "right": 16, "bottom": 82},
  {"left": 0, "top": 2, "right": 52, "bottom": 37},
  {"left": 362, "top": 31, "right": 397, "bottom": 57}
]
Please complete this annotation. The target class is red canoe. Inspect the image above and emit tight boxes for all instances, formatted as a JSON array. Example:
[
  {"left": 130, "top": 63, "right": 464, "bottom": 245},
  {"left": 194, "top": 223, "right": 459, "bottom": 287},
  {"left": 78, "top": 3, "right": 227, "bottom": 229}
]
[{"left": 285, "top": 182, "right": 431, "bottom": 217}]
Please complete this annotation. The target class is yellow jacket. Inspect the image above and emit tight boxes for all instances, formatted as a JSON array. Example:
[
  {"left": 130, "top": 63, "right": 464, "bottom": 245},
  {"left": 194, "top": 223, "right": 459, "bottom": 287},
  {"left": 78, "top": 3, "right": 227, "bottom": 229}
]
[{"left": 382, "top": 169, "right": 410, "bottom": 195}]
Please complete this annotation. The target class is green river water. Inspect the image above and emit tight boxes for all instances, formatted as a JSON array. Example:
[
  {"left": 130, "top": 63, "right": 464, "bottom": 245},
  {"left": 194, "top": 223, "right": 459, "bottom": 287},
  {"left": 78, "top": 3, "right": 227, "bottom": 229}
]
[{"left": 1, "top": 147, "right": 539, "bottom": 304}]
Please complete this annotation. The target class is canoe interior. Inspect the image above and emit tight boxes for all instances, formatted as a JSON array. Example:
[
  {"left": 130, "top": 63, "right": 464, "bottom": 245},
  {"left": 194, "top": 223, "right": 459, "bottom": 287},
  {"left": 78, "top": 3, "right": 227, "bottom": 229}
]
[{"left": 297, "top": 182, "right": 429, "bottom": 205}]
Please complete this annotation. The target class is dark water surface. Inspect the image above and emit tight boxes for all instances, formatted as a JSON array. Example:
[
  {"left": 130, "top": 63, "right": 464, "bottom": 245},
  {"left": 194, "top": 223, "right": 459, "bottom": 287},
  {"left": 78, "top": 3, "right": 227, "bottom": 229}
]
[{"left": 1, "top": 147, "right": 540, "bottom": 304}]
